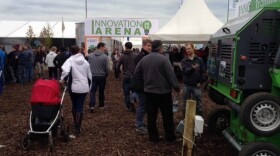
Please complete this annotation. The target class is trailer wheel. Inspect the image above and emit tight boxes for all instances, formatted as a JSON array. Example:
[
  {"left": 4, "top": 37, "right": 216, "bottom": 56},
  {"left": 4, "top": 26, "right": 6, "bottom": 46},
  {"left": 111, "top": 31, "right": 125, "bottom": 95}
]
[
  {"left": 207, "top": 108, "right": 230, "bottom": 134},
  {"left": 240, "top": 92, "right": 280, "bottom": 137},
  {"left": 208, "top": 87, "right": 226, "bottom": 105},
  {"left": 239, "top": 142, "right": 280, "bottom": 156}
]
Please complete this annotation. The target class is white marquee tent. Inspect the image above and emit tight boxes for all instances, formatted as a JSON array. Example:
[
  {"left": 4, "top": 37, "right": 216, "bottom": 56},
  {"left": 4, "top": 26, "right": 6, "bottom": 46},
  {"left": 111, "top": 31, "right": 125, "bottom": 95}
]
[
  {"left": 0, "top": 21, "right": 75, "bottom": 38},
  {"left": 149, "top": 0, "right": 224, "bottom": 43}
]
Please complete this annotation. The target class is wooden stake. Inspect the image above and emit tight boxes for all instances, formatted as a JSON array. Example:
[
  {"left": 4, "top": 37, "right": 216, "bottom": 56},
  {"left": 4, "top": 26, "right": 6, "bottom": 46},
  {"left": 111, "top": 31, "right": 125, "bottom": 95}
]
[{"left": 182, "top": 100, "right": 196, "bottom": 156}]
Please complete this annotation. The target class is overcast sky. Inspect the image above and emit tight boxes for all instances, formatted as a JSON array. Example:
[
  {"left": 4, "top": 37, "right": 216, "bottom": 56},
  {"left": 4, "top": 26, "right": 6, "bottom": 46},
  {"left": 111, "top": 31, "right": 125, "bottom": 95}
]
[{"left": 0, "top": 0, "right": 233, "bottom": 27}]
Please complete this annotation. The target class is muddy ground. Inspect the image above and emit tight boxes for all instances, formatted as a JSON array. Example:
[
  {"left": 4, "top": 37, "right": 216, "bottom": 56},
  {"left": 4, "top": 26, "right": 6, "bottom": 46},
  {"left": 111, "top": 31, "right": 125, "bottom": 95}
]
[{"left": 0, "top": 71, "right": 238, "bottom": 156}]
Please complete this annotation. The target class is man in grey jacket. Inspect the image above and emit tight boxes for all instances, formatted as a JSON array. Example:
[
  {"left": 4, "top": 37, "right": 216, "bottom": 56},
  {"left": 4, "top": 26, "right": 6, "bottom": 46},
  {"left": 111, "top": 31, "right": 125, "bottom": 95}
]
[
  {"left": 134, "top": 40, "right": 181, "bottom": 143},
  {"left": 88, "top": 42, "right": 109, "bottom": 112}
]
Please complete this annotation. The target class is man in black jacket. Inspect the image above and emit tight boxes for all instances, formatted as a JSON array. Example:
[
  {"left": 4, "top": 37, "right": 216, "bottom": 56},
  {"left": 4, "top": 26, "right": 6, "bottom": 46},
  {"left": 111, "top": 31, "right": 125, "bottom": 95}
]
[
  {"left": 181, "top": 43, "right": 205, "bottom": 117},
  {"left": 133, "top": 39, "right": 152, "bottom": 133}
]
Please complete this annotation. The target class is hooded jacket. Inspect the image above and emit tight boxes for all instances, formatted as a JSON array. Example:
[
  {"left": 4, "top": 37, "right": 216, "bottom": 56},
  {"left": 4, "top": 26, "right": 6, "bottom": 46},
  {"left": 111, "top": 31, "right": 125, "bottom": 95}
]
[
  {"left": 45, "top": 51, "right": 57, "bottom": 67},
  {"left": 87, "top": 49, "right": 109, "bottom": 77},
  {"left": 60, "top": 53, "right": 92, "bottom": 93},
  {"left": 134, "top": 48, "right": 149, "bottom": 67},
  {"left": 116, "top": 50, "right": 137, "bottom": 79}
]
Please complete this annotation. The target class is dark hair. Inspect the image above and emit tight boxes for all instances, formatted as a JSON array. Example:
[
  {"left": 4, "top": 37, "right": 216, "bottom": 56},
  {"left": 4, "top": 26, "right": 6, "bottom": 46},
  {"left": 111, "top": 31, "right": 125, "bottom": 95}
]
[
  {"left": 152, "top": 40, "right": 163, "bottom": 52},
  {"left": 70, "top": 45, "right": 80, "bottom": 55},
  {"left": 97, "top": 42, "right": 106, "bottom": 49},
  {"left": 112, "top": 49, "right": 119, "bottom": 55},
  {"left": 60, "top": 47, "right": 66, "bottom": 52},
  {"left": 125, "top": 42, "right": 133, "bottom": 49},
  {"left": 13, "top": 44, "right": 20, "bottom": 51}
]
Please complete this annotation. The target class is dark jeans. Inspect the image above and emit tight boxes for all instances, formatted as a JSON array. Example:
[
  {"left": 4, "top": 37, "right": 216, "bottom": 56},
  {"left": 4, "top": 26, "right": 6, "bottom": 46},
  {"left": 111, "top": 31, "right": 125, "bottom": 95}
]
[
  {"left": 145, "top": 92, "right": 176, "bottom": 141},
  {"left": 182, "top": 84, "right": 203, "bottom": 116},
  {"left": 90, "top": 76, "right": 107, "bottom": 108},
  {"left": 123, "top": 77, "right": 132, "bottom": 109},
  {"left": 69, "top": 92, "right": 87, "bottom": 113},
  {"left": 136, "top": 91, "right": 146, "bottom": 127},
  {"left": 113, "top": 66, "right": 119, "bottom": 79},
  {"left": 17, "top": 64, "right": 26, "bottom": 84},
  {"left": 48, "top": 67, "right": 57, "bottom": 79}
]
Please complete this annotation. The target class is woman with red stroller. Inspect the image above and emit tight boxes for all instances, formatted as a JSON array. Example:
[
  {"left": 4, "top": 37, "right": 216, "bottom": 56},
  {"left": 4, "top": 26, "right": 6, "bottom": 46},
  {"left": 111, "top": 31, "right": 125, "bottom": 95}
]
[{"left": 60, "top": 45, "right": 92, "bottom": 137}]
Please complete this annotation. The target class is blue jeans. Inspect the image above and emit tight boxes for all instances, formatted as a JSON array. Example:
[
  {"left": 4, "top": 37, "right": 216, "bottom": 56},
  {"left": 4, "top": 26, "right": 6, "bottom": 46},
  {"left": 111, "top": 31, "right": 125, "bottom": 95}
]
[
  {"left": 182, "top": 84, "right": 203, "bottom": 116},
  {"left": 123, "top": 77, "right": 132, "bottom": 108},
  {"left": 17, "top": 64, "right": 26, "bottom": 84},
  {"left": 26, "top": 63, "right": 34, "bottom": 82},
  {"left": 136, "top": 91, "right": 146, "bottom": 127},
  {"left": 90, "top": 76, "right": 106, "bottom": 108},
  {"left": 69, "top": 92, "right": 87, "bottom": 113}
]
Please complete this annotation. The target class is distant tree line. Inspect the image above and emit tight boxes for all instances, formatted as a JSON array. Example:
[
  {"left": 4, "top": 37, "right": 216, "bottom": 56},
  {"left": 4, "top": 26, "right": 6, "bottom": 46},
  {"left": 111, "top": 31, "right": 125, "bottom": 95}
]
[{"left": 26, "top": 23, "right": 53, "bottom": 48}]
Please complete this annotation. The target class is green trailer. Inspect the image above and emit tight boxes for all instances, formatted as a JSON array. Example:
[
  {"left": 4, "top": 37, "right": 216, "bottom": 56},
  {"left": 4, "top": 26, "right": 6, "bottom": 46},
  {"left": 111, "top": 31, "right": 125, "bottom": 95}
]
[{"left": 207, "top": 1, "right": 280, "bottom": 155}]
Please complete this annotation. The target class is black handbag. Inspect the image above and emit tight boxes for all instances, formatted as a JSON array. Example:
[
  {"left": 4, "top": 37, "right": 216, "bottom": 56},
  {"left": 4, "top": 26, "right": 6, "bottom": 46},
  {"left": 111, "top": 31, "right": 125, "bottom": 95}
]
[{"left": 129, "top": 76, "right": 143, "bottom": 91}]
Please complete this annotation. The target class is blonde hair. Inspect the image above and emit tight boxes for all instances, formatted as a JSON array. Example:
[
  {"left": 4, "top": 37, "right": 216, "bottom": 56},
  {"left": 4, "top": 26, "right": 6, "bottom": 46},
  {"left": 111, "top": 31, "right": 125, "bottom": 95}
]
[
  {"left": 142, "top": 38, "right": 152, "bottom": 46},
  {"left": 185, "top": 42, "right": 195, "bottom": 49},
  {"left": 50, "top": 46, "right": 57, "bottom": 52}
]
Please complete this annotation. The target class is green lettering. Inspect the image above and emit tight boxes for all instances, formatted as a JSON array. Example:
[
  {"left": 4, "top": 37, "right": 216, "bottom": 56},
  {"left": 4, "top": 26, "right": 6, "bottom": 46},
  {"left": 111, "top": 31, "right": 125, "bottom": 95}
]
[
  {"left": 94, "top": 20, "right": 101, "bottom": 27},
  {"left": 115, "top": 28, "right": 121, "bottom": 35},
  {"left": 106, "top": 28, "right": 112, "bottom": 34},
  {"left": 95, "top": 27, "right": 102, "bottom": 35},
  {"left": 107, "top": 20, "right": 113, "bottom": 27},
  {"left": 101, "top": 20, "right": 106, "bottom": 27},
  {"left": 134, "top": 28, "right": 141, "bottom": 35},
  {"left": 119, "top": 21, "right": 124, "bottom": 27},
  {"left": 130, "top": 20, "right": 136, "bottom": 27},
  {"left": 124, "top": 28, "right": 131, "bottom": 35},
  {"left": 92, "top": 20, "right": 94, "bottom": 34}
]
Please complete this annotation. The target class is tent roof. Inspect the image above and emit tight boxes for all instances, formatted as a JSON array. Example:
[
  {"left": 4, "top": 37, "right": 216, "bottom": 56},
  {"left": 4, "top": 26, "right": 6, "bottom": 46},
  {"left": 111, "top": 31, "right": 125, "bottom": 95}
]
[
  {"left": 149, "top": 0, "right": 224, "bottom": 43},
  {"left": 0, "top": 21, "right": 76, "bottom": 38}
]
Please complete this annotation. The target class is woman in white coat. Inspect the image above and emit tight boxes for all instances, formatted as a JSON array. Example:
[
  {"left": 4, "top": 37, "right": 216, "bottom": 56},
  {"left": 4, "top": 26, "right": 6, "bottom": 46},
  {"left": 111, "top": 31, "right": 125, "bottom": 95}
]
[{"left": 60, "top": 45, "right": 92, "bottom": 136}]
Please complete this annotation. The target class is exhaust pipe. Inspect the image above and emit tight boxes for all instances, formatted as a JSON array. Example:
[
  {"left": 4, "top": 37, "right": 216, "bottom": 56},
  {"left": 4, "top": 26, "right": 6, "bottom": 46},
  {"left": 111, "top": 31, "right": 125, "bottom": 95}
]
[
  {"left": 222, "top": 128, "right": 242, "bottom": 151},
  {"left": 224, "top": 99, "right": 240, "bottom": 112}
]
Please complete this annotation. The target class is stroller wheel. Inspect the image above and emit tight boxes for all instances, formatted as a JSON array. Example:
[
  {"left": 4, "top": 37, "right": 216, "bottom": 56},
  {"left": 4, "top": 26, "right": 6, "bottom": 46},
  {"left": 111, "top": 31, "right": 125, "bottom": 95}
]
[
  {"left": 22, "top": 136, "right": 30, "bottom": 150},
  {"left": 48, "top": 133, "right": 53, "bottom": 152},
  {"left": 62, "top": 125, "right": 69, "bottom": 142}
]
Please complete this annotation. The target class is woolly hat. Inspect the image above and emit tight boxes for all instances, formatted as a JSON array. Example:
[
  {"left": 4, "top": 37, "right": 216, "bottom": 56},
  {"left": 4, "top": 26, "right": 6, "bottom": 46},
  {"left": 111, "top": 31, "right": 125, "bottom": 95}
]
[{"left": 13, "top": 44, "right": 20, "bottom": 51}]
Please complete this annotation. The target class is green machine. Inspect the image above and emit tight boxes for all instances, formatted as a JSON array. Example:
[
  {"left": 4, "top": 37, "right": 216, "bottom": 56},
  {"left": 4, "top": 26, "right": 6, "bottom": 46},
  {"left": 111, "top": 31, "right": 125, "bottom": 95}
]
[{"left": 207, "top": 1, "right": 280, "bottom": 155}]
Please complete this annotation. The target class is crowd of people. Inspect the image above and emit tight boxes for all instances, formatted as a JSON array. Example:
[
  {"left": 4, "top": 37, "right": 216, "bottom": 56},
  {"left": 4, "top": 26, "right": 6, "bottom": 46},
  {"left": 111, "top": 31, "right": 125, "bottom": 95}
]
[{"left": 0, "top": 40, "right": 208, "bottom": 143}]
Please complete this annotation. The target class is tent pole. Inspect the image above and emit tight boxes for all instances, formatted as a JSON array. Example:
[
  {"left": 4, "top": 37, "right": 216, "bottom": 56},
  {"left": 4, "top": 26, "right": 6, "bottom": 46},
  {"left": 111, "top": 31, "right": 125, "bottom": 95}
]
[{"left": 227, "top": 0, "right": 230, "bottom": 22}]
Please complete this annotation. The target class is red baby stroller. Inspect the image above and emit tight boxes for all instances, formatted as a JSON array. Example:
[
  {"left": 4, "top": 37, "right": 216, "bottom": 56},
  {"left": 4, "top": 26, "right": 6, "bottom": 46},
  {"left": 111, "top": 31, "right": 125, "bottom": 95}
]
[{"left": 22, "top": 78, "right": 68, "bottom": 152}]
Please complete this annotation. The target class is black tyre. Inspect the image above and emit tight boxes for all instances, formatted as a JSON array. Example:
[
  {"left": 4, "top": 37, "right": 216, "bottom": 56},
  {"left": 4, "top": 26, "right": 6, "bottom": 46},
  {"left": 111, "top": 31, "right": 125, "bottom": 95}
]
[
  {"left": 239, "top": 92, "right": 280, "bottom": 137},
  {"left": 239, "top": 142, "right": 280, "bottom": 156},
  {"left": 208, "top": 87, "right": 226, "bottom": 105},
  {"left": 22, "top": 135, "right": 30, "bottom": 150},
  {"left": 207, "top": 108, "right": 230, "bottom": 134}
]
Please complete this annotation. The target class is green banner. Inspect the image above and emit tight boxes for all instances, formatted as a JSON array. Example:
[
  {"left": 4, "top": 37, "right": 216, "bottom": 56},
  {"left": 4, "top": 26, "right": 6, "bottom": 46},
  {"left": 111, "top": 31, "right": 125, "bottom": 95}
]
[{"left": 249, "top": 0, "right": 280, "bottom": 12}]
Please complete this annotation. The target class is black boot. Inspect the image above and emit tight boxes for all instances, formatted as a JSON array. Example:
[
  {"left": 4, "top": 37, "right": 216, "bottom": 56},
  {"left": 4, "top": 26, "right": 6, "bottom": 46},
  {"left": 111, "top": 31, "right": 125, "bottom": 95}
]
[
  {"left": 74, "top": 112, "right": 83, "bottom": 136},
  {"left": 72, "top": 111, "right": 76, "bottom": 126}
]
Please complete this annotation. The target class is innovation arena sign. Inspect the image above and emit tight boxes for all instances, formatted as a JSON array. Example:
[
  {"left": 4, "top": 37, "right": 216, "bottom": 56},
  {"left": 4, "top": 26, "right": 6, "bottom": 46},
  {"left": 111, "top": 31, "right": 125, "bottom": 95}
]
[{"left": 85, "top": 18, "right": 159, "bottom": 37}]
